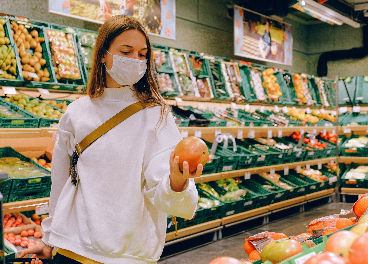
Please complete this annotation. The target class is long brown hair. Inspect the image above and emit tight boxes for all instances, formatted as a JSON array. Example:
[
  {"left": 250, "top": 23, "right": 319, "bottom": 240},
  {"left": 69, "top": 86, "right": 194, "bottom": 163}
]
[{"left": 87, "top": 15, "right": 170, "bottom": 128}]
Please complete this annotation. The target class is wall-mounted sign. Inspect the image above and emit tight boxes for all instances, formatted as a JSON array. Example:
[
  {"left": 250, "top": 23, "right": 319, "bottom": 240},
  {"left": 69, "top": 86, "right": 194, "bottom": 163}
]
[
  {"left": 234, "top": 5, "right": 292, "bottom": 65},
  {"left": 49, "top": 0, "right": 176, "bottom": 39}
]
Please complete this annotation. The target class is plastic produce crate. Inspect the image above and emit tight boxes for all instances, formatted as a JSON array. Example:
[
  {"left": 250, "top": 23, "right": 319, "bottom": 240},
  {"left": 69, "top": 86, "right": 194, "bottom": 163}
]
[
  {"left": 7, "top": 187, "right": 51, "bottom": 203},
  {"left": 324, "top": 79, "right": 336, "bottom": 108},
  {"left": 238, "top": 64, "right": 258, "bottom": 102},
  {"left": 171, "top": 105, "right": 211, "bottom": 127},
  {"left": 182, "top": 106, "right": 227, "bottom": 127},
  {"left": 282, "top": 72, "right": 299, "bottom": 105},
  {"left": 316, "top": 136, "right": 337, "bottom": 158},
  {"left": 208, "top": 59, "right": 231, "bottom": 100},
  {"left": 157, "top": 71, "right": 181, "bottom": 98},
  {"left": 0, "top": 97, "right": 39, "bottom": 128},
  {"left": 279, "top": 172, "right": 311, "bottom": 197},
  {"left": 339, "top": 112, "right": 368, "bottom": 126},
  {"left": 253, "top": 137, "right": 296, "bottom": 164},
  {"left": 308, "top": 77, "right": 323, "bottom": 106},
  {"left": 173, "top": 113, "right": 190, "bottom": 127},
  {"left": 338, "top": 77, "right": 356, "bottom": 106},
  {"left": 295, "top": 171, "right": 325, "bottom": 192},
  {"left": 355, "top": 76, "right": 368, "bottom": 104},
  {"left": 0, "top": 147, "right": 51, "bottom": 203},
  {"left": 188, "top": 54, "right": 210, "bottom": 78},
  {"left": 239, "top": 179, "right": 275, "bottom": 209},
  {"left": 202, "top": 154, "right": 221, "bottom": 175},
  {"left": 250, "top": 174, "right": 292, "bottom": 203},
  {"left": 0, "top": 18, "right": 25, "bottom": 87},
  {"left": 340, "top": 134, "right": 368, "bottom": 156},
  {"left": 25, "top": 97, "right": 63, "bottom": 128},
  {"left": 271, "top": 137, "right": 306, "bottom": 163},
  {"left": 340, "top": 162, "right": 368, "bottom": 189}
]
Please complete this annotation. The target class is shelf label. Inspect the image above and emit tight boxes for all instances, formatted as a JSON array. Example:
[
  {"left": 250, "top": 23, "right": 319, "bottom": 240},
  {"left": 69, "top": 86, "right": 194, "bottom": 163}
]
[
  {"left": 283, "top": 106, "right": 288, "bottom": 113},
  {"left": 306, "top": 164, "right": 310, "bottom": 170},
  {"left": 278, "top": 129, "right": 283, "bottom": 138},
  {"left": 244, "top": 172, "right": 251, "bottom": 180},
  {"left": 339, "top": 106, "right": 347, "bottom": 114},
  {"left": 284, "top": 167, "right": 289, "bottom": 175},
  {"left": 215, "top": 129, "right": 222, "bottom": 136},
  {"left": 237, "top": 129, "right": 243, "bottom": 139},
  {"left": 330, "top": 160, "right": 334, "bottom": 166},
  {"left": 234, "top": 110, "right": 238, "bottom": 118},
  {"left": 306, "top": 107, "right": 311, "bottom": 114},
  {"left": 268, "top": 129, "right": 272, "bottom": 138},
  {"left": 329, "top": 176, "right": 338, "bottom": 184},
  {"left": 245, "top": 104, "right": 250, "bottom": 111},
  {"left": 38, "top": 88, "right": 50, "bottom": 95},
  {"left": 198, "top": 103, "right": 205, "bottom": 110},
  {"left": 313, "top": 129, "right": 317, "bottom": 135},
  {"left": 260, "top": 106, "right": 265, "bottom": 113},
  {"left": 35, "top": 204, "right": 49, "bottom": 215},
  {"left": 2, "top": 87, "right": 17, "bottom": 95},
  {"left": 356, "top": 96, "right": 364, "bottom": 100},
  {"left": 274, "top": 105, "right": 280, "bottom": 112},
  {"left": 194, "top": 130, "right": 202, "bottom": 138},
  {"left": 294, "top": 252, "right": 316, "bottom": 264},
  {"left": 300, "top": 129, "right": 304, "bottom": 135},
  {"left": 343, "top": 128, "right": 351, "bottom": 134},
  {"left": 270, "top": 168, "right": 275, "bottom": 175},
  {"left": 320, "top": 108, "right": 326, "bottom": 113},
  {"left": 323, "top": 129, "right": 326, "bottom": 136},
  {"left": 332, "top": 129, "right": 336, "bottom": 135},
  {"left": 24, "top": 71, "right": 39, "bottom": 79},
  {"left": 249, "top": 130, "right": 255, "bottom": 139},
  {"left": 175, "top": 97, "right": 183, "bottom": 103},
  {"left": 318, "top": 162, "right": 322, "bottom": 170},
  {"left": 331, "top": 111, "right": 337, "bottom": 116},
  {"left": 216, "top": 104, "right": 222, "bottom": 110},
  {"left": 231, "top": 102, "right": 237, "bottom": 109},
  {"left": 296, "top": 165, "right": 301, "bottom": 173},
  {"left": 181, "top": 130, "right": 188, "bottom": 138},
  {"left": 353, "top": 106, "right": 361, "bottom": 113}
]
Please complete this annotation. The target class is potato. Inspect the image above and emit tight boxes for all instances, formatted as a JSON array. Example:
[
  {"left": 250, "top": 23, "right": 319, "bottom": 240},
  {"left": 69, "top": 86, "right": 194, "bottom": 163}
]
[
  {"left": 19, "top": 50, "right": 27, "bottom": 58},
  {"left": 34, "top": 52, "right": 42, "bottom": 59},
  {"left": 16, "top": 38, "right": 23, "bottom": 47},
  {"left": 4, "top": 37, "right": 10, "bottom": 45},
  {"left": 30, "top": 39, "right": 37, "bottom": 49},
  {"left": 22, "top": 28, "right": 28, "bottom": 34},
  {"left": 18, "top": 24, "right": 25, "bottom": 31},
  {"left": 33, "top": 77, "right": 40, "bottom": 82},
  {"left": 32, "top": 56, "right": 39, "bottom": 63},
  {"left": 39, "top": 58, "right": 46, "bottom": 66},
  {"left": 34, "top": 62, "right": 41, "bottom": 71},
  {"left": 36, "top": 69, "right": 44, "bottom": 78},
  {"left": 30, "top": 30, "right": 38, "bottom": 38},
  {"left": 24, "top": 64, "right": 35, "bottom": 73},
  {"left": 21, "top": 56, "right": 30, "bottom": 65},
  {"left": 41, "top": 77, "right": 50, "bottom": 82},
  {"left": 19, "top": 33, "right": 26, "bottom": 40},
  {"left": 23, "top": 71, "right": 29, "bottom": 79}
]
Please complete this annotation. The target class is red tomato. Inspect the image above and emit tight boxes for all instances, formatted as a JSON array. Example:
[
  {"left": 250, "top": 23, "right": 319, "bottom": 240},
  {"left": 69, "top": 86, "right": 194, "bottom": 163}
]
[{"left": 303, "top": 138, "right": 310, "bottom": 143}]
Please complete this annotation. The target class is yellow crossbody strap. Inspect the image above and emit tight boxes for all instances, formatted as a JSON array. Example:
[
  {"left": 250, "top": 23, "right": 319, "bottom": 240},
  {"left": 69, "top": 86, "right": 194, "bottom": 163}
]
[{"left": 75, "top": 102, "right": 145, "bottom": 155}]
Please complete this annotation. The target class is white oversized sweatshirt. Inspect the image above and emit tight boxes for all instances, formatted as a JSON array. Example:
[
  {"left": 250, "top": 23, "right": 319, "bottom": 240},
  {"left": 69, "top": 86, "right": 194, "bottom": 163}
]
[{"left": 41, "top": 88, "right": 198, "bottom": 264}]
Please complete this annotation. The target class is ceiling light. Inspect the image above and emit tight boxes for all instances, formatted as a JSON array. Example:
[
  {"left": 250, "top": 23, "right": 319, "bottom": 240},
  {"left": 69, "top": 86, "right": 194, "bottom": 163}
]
[{"left": 301, "top": 0, "right": 305, "bottom": 6}]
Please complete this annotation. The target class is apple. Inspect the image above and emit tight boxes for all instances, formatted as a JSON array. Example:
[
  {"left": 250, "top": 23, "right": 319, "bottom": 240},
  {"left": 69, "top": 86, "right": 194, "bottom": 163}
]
[
  {"left": 261, "top": 238, "right": 303, "bottom": 264},
  {"left": 358, "top": 214, "right": 368, "bottom": 224},
  {"left": 305, "top": 252, "right": 350, "bottom": 264},
  {"left": 324, "top": 231, "right": 358, "bottom": 257},
  {"left": 350, "top": 223, "right": 368, "bottom": 236}
]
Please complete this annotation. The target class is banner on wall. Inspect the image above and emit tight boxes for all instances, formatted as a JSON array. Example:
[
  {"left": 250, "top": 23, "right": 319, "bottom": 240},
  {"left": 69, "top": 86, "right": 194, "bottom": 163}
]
[
  {"left": 234, "top": 5, "right": 292, "bottom": 65},
  {"left": 49, "top": 0, "right": 176, "bottom": 39}
]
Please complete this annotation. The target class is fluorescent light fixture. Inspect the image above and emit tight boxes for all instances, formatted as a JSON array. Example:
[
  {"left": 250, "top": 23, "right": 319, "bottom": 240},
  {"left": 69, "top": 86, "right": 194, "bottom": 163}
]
[{"left": 297, "top": 0, "right": 360, "bottom": 28}]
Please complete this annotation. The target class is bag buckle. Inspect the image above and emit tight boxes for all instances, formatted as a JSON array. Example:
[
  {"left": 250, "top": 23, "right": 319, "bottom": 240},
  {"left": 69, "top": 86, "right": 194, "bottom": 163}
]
[{"left": 70, "top": 151, "right": 80, "bottom": 186}]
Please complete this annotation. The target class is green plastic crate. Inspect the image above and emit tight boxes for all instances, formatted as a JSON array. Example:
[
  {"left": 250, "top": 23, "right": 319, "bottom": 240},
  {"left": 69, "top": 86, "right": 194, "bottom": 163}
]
[
  {"left": 208, "top": 59, "right": 231, "bottom": 100},
  {"left": 0, "top": 18, "right": 25, "bottom": 87},
  {"left": 282, "top": 72, "right": 299, "bottom": 105},
  {"left": 324, "top": 79, "right": 336, "bottom": 108},
  {"left": 250, "top": 174, "right": 291, "bottom": 203},
  {"left": 188, "top": 54, "right": 210, "bottom": 78},
  {"left": 157, "top": 72, "right": 181, "bottom": 98},
  {"left": 295, "top": 171, "right": 324, "bottom": 192},
  {"left": 355, "top": 76, "right": 368, "bottom": 104},
  {"left": 271, "top": 137, "right": 306, "bottom": 163},
  {"left": 338, "top": 77, "right": 356, "bottom": 106},
  {"left": 238, "top": 64, "right": 259, "bottom": 102},
  {"left": 0, "top": 97, "right": 39, "bottom": 128},
  {"left": 182, "top": 106, "right": 227, "bottom": 127},
  {"left": 202, "top": 154, "right": 221, "bottom": 175},
  {"left": 308, "top": 77, "right": 323, "bottom": 106},
  {"left": 340, "top": 162, "right": 368, "bottom": 188},
  {"left": 340, "top": 134, "right": 368, "bottom": 156},
  {"left": 7, "top": 187, "right": 50, "bottom": 203},
  {"left": 0, "top": 147, "right": 51, "bottom": 203},
  {"left": 239, "top": 179, "right": 275, "bottom": 208}
]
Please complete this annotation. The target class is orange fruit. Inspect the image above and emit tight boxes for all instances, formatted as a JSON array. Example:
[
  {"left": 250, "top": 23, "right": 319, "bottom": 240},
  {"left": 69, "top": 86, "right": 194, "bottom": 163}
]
[
  {"left": 244, "top": 239, "right": 256, "bottom": 254},
  {"left": 248, "top": 250, "right": 261, "bottom": 260},
  {"left": 322, "top": 228, "right": 338, "bottom": 236},
  {"left": 353, "top": 196, "right": 368, "bottom": 218},
  {"left": 348, "top": 232, "right": 368, "bottom": 264},
  {"left": 37, "top": 159, "right": 47, "bottom": 166},
  {"left": 174, "top": 137, "right": 209, "bottom": 173},
  {"left": 272, "top": 233, "right": 288, "bottom": 240},
  {"left": 336, "top": 218, "right": 355, "bottom": 230}
]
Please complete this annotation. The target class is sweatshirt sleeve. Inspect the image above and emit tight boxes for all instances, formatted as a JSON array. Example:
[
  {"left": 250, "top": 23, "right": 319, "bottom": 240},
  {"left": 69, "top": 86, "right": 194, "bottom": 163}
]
[
  {"left": 142, "top": 111, "right": 198, "bottom": 219},
  {"left": 42, "top": 114, "right": 75, "bottom": 247}
]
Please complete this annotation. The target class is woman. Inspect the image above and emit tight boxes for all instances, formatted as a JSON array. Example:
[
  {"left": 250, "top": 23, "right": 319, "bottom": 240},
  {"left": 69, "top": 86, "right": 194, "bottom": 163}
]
[{"left": 21, "top": 15, "right": 201, "bottom": 264}]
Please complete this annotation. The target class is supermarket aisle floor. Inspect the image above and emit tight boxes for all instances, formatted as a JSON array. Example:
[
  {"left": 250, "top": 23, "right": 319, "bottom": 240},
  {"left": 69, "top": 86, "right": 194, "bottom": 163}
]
[{"left": 159, "top": 202, "right": 354, "bottom": 264}]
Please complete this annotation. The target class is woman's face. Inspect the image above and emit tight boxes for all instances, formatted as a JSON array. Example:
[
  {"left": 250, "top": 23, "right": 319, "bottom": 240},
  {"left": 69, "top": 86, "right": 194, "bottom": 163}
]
[{"left": 102, "top": 29, "right": 148, "bottom": 73}]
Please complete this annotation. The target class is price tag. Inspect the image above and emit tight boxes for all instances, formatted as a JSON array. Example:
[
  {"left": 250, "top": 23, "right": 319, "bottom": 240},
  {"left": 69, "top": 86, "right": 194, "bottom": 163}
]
[
  {"left": 216, "top": 104, "right": 222, "bottom": 110},
  {"left": 353, "top": 106, "right": 361, "bottom": 113},
  {"left": 330, "top": 160, "right": 334, "bottom": 166},
  {"left": 323, "top": 129, "right": 326, "bottom": 136},
  {"left": 244, "top": 172, "right": 251, "bottom": 180},
  {"left": 306, "top": 164, "right": 310, "bottom": 170},
  {"left": 300, "top": 129, "right": 304, "bottom": 135},
  {"left": 329, "top": 176, "right": 338, "bottom": 184},
  {"left": 283, "top": 106, "right": 288, "bottom": 113},
  {"left": 270, "top": 168, "right": 275, "bottom": 175},
  {"left": 356, "top": 97, "right": 364, "bottom": 100},
  {"left": 181, "top": 130, "right": 188, "bottom": 138},
  {"left": 198, "top": 103, "right": 205, "bottom": 110},
  {"left": 296, "top": 165, "right": 301, "bottom": 173},
  {"left": 332, "top": 129, "right": 336, "bottom": 135},
  {"left": 231, "top": 102, "right": 237, "bottom": 109},
  {"left": 2, "top": 87, "right": 17, "bottom": 94},
  {"left": 278, "top": 129, "right": 282, "bottom": 138},
  {"left": 175, "top": 97, "right": 183, "bottom": 103},
  {"left": 25, "top": 71, "right": 39, "bottom": 79},
  {"left": 339, "top": 106, "right": 347, "bottom": 114},
  {"left": 320, "top": 108, "right": 326, "bottom": 113},
  {"left": 274, "top": 105, "right": 279, "bottom": 112},
  {"left": 52, "top": 131, "right": 58, "bottom": 142},
  {"left": 249, "top": 130, "right": 255, "bottom": 138},
  {"left": 343, "top": 127, "right": 351, "bottom": 134},
  {"left": 245, "top": 104, "right": 250, "bottom": 111},
  {"left": 35, "top": 204, "right": 49, "bottom": 215},
  {"left": 294, "top": 252, "right": 316, "bottom": 264},
  {"left": 38, "top": 88, "right": 50, "bottom": 95},
  {"left": 260, "top": 106, "right": 265, "bottom": 113},
  {"left": 237, "top": 129, "right": 243, "bottom": 139},
  {"left": 313, "top": 129, "right": 317, "bottom": 135},
  {"left": 195, "top": 130, "right": 202, "bottom": 138},
  {"left": 284, "top": 167, "right": 289, "bottom": 175},
  {"left": 268, "top": 129, "right": 272, "bottom": 138},
  {"left": 331, "top": 111, "right": 336, "bottom": 116},
  {"left": 318, "top": 162, "right": 322, "bottom": 170},
  {"left": 306, "top": 107, "right": 311, "bottom": 114},
  {"left": 0, "top": 70, "right": 4, "bottom": 74},
  {"left": 215, "top": 129, "right": 222, "bottom": 136},
  {"left": 234, "top": 110, "right": 238, "bottom": 118},
  {"left": 50, "top": 124, "right": 59, "bottom": 128}
]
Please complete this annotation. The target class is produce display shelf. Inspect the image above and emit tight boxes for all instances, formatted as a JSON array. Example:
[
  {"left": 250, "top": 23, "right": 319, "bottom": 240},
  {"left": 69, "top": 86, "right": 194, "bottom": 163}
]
[
  {"left": 268, "top": 196, "right": 306, "bottom": 211},
  {"left": 340, "top": 187, "right": 368, "bottom": 195},
  {"left": 165, "top": 219, "right": 222, "bottom": 242},
  {"left": 3, "top": 197, "right": 49, "bottom": 214},
  {"left": 339, "top": 125, "right": 368, "bottom": 134},
  {"left": 194, "top": 157, "right": 337, "bottom": 184},
  {"left": 221, "top": 206, "right": 270, "bottom": 225},
  {"left": 338, "top": 157, "right": 368, "bottom": 164}
]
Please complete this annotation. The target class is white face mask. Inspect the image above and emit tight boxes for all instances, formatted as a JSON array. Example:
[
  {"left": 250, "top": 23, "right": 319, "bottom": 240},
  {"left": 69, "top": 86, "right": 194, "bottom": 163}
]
[{"left": 105, "top": 50, "right": 147, "bottom": 86}]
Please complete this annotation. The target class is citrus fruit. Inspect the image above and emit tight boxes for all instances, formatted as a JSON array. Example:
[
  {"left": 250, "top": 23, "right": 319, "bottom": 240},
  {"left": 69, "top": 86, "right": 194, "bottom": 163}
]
[
  {"left": 353, "top": 196, "right": 368, "bottom": 218},
  {"left": 243, "top": 239, "right": 256, "bottom": 255},
  {"left": 323, "top": 228, "right": 338, "bottom": 236},
  {"left": 305, "top": 252, "right": 350, "bottom": 264},
  {"left": 348, "top": 232, "right": 368, "bottom": 264},
  {"left": 336, "top": 218, "right": 355, "bottom": 230},
  {"left": 350, "top": 223, "right": 368, "bottom": 236},
  {"left": 272, "top": 233, "right": 288, "bottom": 240},
  {"left": 248, "top": 250, "right": 261, "bottom": 260},
  {"left": 174, "top": 136, "right": 209, "bottom": 173},
  {"left": 324, "top": 230, "right": 358, "bottom": 257}
]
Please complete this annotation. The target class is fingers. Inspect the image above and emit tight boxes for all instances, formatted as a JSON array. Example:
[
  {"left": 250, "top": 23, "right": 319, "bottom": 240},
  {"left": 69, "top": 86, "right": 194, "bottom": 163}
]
[
  {"left": 19, "top": 248, "right": 32, "bottom": 258},
  {"left": 182, "top": 161, "right": 189, "bottom": 178},
  {"left": 190, "top": 163, "right": 203, "bottom": 178}
]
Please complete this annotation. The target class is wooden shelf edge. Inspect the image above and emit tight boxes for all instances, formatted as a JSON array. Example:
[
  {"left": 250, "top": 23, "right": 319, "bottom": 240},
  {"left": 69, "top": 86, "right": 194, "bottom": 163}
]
[
  {"left": 305, "top": 189, "right": 334, "bottom": 201},
  {"left": 3, "top": 197, "right": 50, "bottom": 214},
  {"left": 165, "top": 219, "right": 222, "bottom": 242},
  {"left": 269, "top": 196, "right": 306, "bottom": 211},
  {"left": 341, "top": 188, "right": 368, "bottom": 195},
  {"left": 339, "top": 157, "right": 368, "bottom": 164},
  {"left": 195, "top": 158, "right": 337, "bottom": 183},
  {"left": 221, "top": 206, "right": 270, "bottom": 225}
]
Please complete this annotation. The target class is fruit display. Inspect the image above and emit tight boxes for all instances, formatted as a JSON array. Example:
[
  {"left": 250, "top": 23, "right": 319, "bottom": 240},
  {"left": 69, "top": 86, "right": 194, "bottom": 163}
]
[
  {"left": 250, "top": 68, "right": 267, "bottom": 101},
  {"left": 6, "top": 94, "right": 63, "bottom": 119},
  {"left": 222, "top": 62, "right": 245, "bottom": 102},
  {"left": 9, "top": 20, "right": 50, "bottom": 82},
  {"left": 46, "top": 29, "right": 81, "bottom": 80},
  {"left": 208, "top": 60, "right": 229, "bottom": 98},
  {"left": 262, "top": 68, "right": 282, "bottom": 102},
  {"left": 344, "top": 135, "right": 368, "bottom": 148},
  {"left": 0, "top": 157, "right": 48, "bottom": 178},
  {"left": 42, "top": 99, "right": 69, "bottom": 112},
  {"left": 299, "top": 168, "right": 328, "bottom": 182},
  {"left": 259, "top": 172, "right": 294, "bottom": 190},
  {"left": 319, "top": 131, "right": 338, "bottom": 143},
  {"left": 172, "top": 52, "right": 199, "bottom": 96},
  {"left": 31, "top": 213, "right": 48, "bottom": 226},
  {"left": 158, "top": 73, "right": 175, "bottom": 93},
  {"left": 316, "top": 78, "right": 330, "bottom": 107},
  {"left": 0, "top": 18, "right": 18, "bottom": 80},
  {"left": 344, "top": 165, "right": 368, "bottom": 180},
  {"left": 292, "top": 73, "right": 308, "bottom": 104},
  {"left": 287, "top": 108, "right": 319, "bottom": 124},
  {"left": 31, "top": 157, "right": 51, "bottom": 170},
  {"left": 3, "top": 214, "right": 26, "bottom": 229},
  {"left": 189, "top": 56, "right": 203, "bottom": 76},
  {"left": 312, "top": 109, "right": 337, "bottom": 122},
  {"left": 78, "top": 30, "right": 97, "bottom": 74},
  {"left": 0, "top": 104, "right": 25, "bottom": 118},
  {"left": 254, "top": 137, "right": 294, "bottom": 152},
  {"left": 4, "top": 229, "right": 42, "bottom": 249},
  {"left": 153, "top": 50, "right": 167, "bottom": 69},
  {"left": 291, "top": 131, "right": 328, "bottom": 150},
  {"left": 215, "top": 178, "right": 248, "bottom": 202}
]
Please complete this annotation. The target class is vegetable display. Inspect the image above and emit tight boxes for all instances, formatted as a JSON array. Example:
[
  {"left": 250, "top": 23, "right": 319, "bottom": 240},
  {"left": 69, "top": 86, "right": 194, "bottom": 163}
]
[
  {"left": 158, "top": 73, "right": 175, "bottom": 93},
  {"left": 262, "top": 68, "right": 282, "bottom": 102},
  {"left": 250, "top": 68, "right": 267, "bottom": 101},
  {"left": 0, "top": 18, "right": 18, "bottom": 80},
  {"left": 0, "top": 157, "right": 48, "bottom": 178}
]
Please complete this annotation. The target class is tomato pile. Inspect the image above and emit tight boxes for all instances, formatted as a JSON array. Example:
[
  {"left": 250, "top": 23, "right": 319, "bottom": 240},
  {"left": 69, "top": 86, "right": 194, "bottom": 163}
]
[
  {"left": 319, "top": 131, "right": 337, "bottom": 143},
  {"left": 291, "top": 132, "right": 327, "bottom": 150}
]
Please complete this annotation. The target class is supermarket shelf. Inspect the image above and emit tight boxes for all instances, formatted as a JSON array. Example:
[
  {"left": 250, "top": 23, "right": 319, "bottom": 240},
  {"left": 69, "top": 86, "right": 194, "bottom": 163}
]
[
  {"left": 165, "top": 219, "right": 222, "bottom": 242},
  {"left": 269, "top": 196, "right": 306, "bottom": 212},
  {"left": 0, "top": 127, "right": 57, "bottom": 138},
  {"left": 339, "top": 125, "right": 368, "bottom": 135},
  {"left": 195, "top": 158, "right": 337, "bottom": 184},
  {"left": 339, "top": 156, "right": 368, "bottom": 164},
  {"left": 222, "top": 206, "right": 270, "bottom": 225},
  {"left": 305, "top": 189, "right": 335, "bottom": 202},
  {"left": 3, "top": 197, "right": 50, "bottom": 214},
  {"left": 340, "top": 187, "right": 368, "bottom": 195}
]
